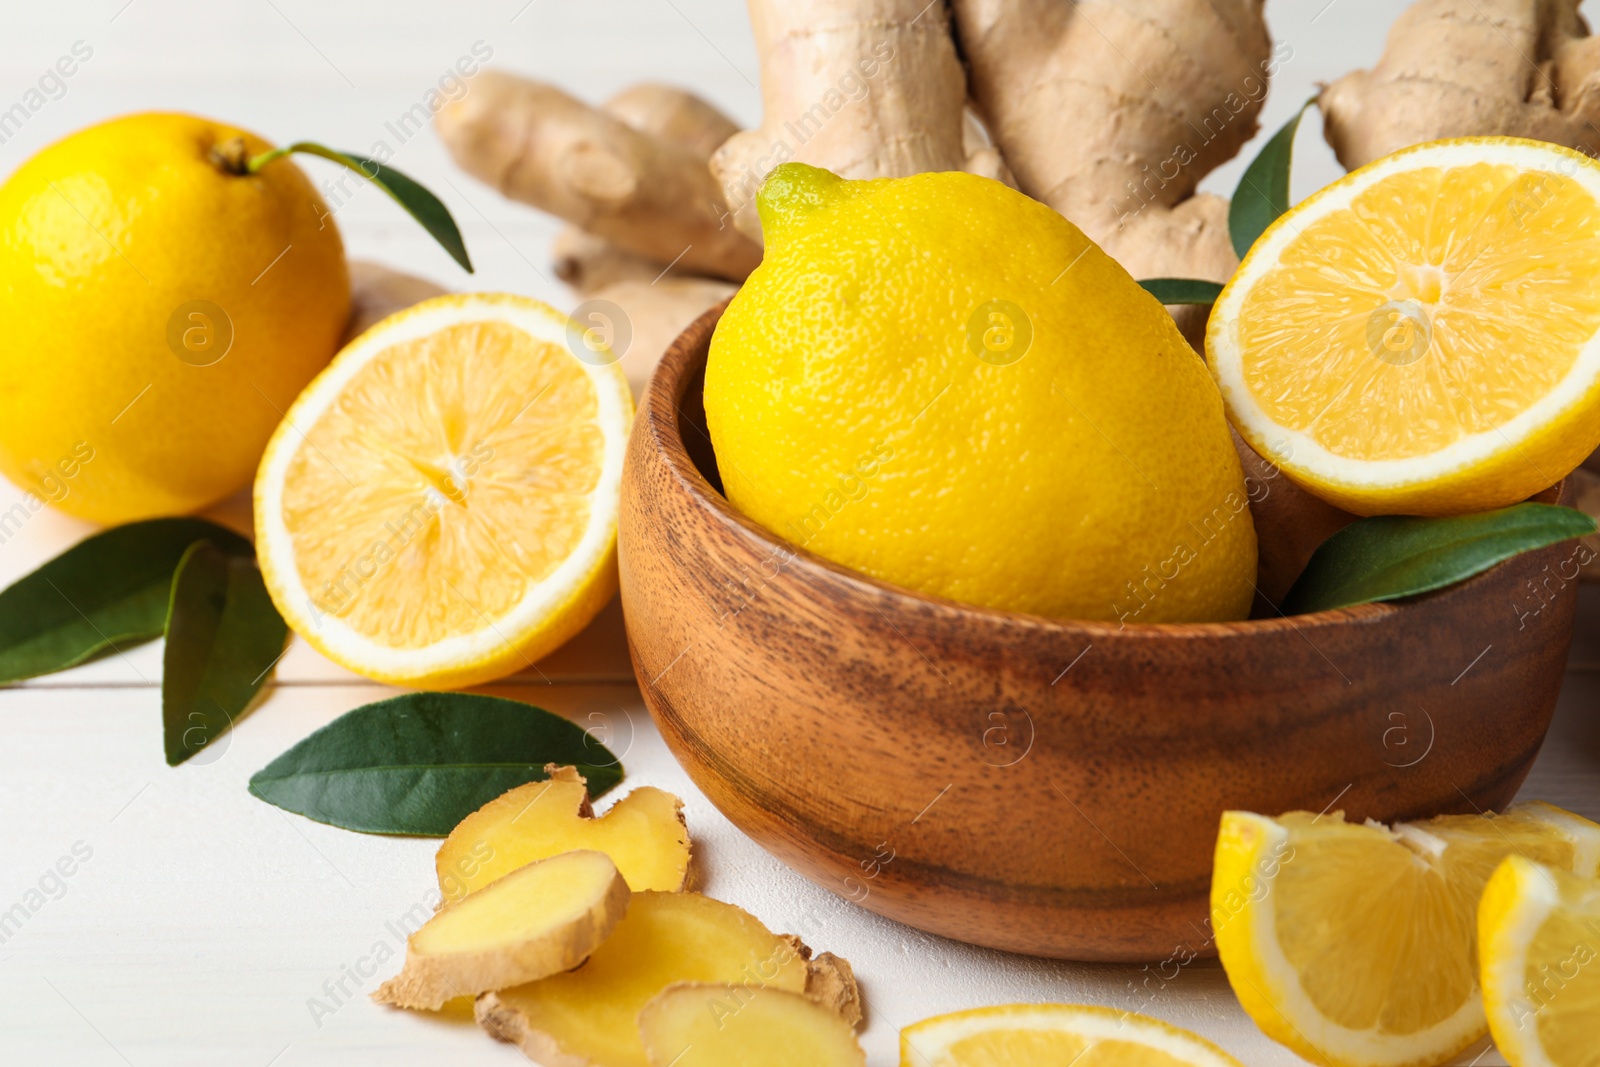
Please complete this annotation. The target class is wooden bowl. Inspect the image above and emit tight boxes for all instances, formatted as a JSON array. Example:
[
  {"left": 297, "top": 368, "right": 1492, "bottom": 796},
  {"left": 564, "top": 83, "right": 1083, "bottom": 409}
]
[{"left": 618, "top": 304, "right": 1581, "bottom": 962}]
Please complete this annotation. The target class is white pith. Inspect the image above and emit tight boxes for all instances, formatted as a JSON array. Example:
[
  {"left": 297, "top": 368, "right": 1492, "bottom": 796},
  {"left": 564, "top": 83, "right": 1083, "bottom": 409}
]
[
  {"left": 1209, "top": 138, "right": 1600, "bottom": 490},
  {"left": 255, "top": 293, "right": 631, "bottom": 677}
]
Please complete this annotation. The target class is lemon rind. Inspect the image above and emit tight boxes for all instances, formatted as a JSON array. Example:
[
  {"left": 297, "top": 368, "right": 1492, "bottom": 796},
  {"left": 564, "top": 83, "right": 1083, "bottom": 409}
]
[
  {"left": 1208, "top": 137, "right": 1600, "bottom": 496},
  {"left": 899, "top": 1002, "right": 1244, "bottom": 1067},
  {"left": 1479, "top": 856, "right": 1561, "bottom": 1067},
  {"left": 1216, "top": 809, "right": 1490, "bottom": 1067},
  {"left": 254, "top": 292, "right": 632, "bottom": 684}
]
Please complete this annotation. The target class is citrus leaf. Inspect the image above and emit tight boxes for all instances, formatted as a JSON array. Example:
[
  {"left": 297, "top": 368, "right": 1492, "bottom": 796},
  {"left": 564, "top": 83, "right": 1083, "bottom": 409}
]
[
  {"left": 248, "top": 693, "right": 623, "bottom": 835},
  {"left": 1140, "top": 278, "right": 1224, "bottom": 306},
  {"left": 1229, "top": 98, "right": 1316, "bottom": 259},
  {"left": 0, "top": 518, "right": 252, "bottom": 684},
  {"left": 251, "top": 142, "right": 473, "bottom": 273},
  {"left": 163, "top": 542, "right": 289, "bottom": 767},
  {"left": 1281, "top": 504, "right": 1597, "bottom": 614}
]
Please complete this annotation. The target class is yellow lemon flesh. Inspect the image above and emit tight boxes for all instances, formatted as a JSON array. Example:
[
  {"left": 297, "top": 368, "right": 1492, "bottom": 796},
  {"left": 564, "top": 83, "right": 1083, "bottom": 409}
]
[
  {"left": 1212, "top": 802, "right": 1600, "bottom": 1067},
  {"left": 254, "top": 293, "right": 631, "bottom": 689},
  {"left": 1479, "top": 856, "right": 1600, "bottom": 1067},
  {"left": 0, "top": 111, "right": 349, "bottom": 522},
  {"left": 900, "top": 1003, "right": 1246, "bottom": 1067},
  {"left": 1208, "top": 137, "right": 1600, "bottom": 516},
  {"left": 706, "top": 164, "right": 1255, "bottom": 623}
]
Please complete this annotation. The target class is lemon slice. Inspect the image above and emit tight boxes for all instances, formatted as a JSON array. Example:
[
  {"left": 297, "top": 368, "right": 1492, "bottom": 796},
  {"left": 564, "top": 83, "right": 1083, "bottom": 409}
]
[
  {"left": 900, "top": 1003, "right": 1245, "bottom": 1067},
  {"left": 1212, "top": 802, "right": 1600, "bottom": 1067},
  {"left": 254, "top": 292, "right": 632, "bottom": 688},
  {"left": 1207, "top": 137, "right": 1600, "bottom": 515},
  {"left": 1480, "top": 856, "right": 1600, "bottom": 1067}
]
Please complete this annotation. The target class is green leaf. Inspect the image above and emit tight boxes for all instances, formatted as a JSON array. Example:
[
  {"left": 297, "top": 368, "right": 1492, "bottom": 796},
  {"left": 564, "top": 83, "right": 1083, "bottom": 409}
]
[
  {"left": 1140, "top": 278, "right": 1224, "bottom": 306},
  {"left": 1229, "top": 98, "right": 1316, "bottom": 259},
  {"left": 0, "top": 518, "right": 252, "bottom": 684},
  {"left": 1281, "top": 504, "right": 1598, "bottom": 614},
  {"left": 163, "top": 542, "right": 289, "bottom": 767},
  {"left": 248, "top": 692, "right": 623, "bottom": 835},
  {"left": 251, "top": 142, "right": 473, "bottom": 273}
]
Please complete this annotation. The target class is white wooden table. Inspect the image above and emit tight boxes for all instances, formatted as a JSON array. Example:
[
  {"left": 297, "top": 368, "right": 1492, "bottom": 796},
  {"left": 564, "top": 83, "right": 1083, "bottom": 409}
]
[{"left": 3, "top": 3, "right": 1597, "bottom": 1063}]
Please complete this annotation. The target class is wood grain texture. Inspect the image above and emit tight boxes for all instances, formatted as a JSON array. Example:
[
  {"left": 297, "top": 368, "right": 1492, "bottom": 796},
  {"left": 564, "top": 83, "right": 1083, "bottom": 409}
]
[{"left": 618, "top": 303, "right": 1580, "bottom": 962}]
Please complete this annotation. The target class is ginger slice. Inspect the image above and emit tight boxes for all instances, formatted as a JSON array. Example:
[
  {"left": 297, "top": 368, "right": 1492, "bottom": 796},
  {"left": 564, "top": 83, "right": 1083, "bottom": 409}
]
[
  {"left": 374, "top": 850, "right": 628, "bottom": 1011},
  {"left": 477, "top": 891, "right": 860, "bottom": 1067},
  {"left": 437, "top": 765, "right": 690, "bottom": 902},
  {"left": 639, "top": 983, "right": 867, "bottom": 1067}
]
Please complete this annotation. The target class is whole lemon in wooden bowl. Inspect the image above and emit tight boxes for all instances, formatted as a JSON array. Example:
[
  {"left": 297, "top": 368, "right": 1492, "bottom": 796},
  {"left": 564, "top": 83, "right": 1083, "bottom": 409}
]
[{"left": 619, "top": 159, "right": 1587, "bottom": 961}]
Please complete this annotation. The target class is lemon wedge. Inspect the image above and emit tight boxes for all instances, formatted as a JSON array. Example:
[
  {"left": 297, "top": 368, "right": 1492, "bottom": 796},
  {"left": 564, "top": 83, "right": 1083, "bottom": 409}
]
[
  {"left": 1207, "top": 137, "right": 1600, "bottom": 515},
  {"left": 254, "top": 292, "right": 632, "bottom": 688},
  {"left": 900, "top": 1003, "right": 1245, "bottom": 1067},
  {"left": 1479, "top": 855, "right": 1600, "bottom": 1067},
  {"left": 1212, "top": 802, "right": 1600, "bottom": 1067}
]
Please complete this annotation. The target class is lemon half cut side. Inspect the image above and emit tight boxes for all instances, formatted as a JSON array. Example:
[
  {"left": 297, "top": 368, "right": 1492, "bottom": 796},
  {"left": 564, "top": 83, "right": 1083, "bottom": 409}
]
[
  {"left": 1208, "top": 137, "right": 1600, "bottom": 516},
  {"left": 254, "top": 293, "right": 632, "bottom": 689},
  {"left": 900, "top": 1002, "right": 1247, "bottom": 1067}
]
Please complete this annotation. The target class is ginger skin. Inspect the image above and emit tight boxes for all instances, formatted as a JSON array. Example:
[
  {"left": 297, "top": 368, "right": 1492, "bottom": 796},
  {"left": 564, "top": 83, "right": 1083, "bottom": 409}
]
[
  {"left": 341, "top": 260, "right": 447, "bottom": 345},
  {"left": 586, "top": 277, "right": 735, "bottom": 398},
  {"left": 550, "top": 82, "right": 745, "bottom": 293},
  {"left": 1321, "top": 0, "right": 1600, "bottom": 170},
  {"left": 711, "top": 0, "right": 1006, "bottom": 241},
  {"left": 603, "top": 83, "right": 741, "bottom": 164},
  {"left": 952, "top": 0, "right": 1274, "bottom": 285},
  {"left": 435, "top": 72, "right": 759, "bottom": 282}
]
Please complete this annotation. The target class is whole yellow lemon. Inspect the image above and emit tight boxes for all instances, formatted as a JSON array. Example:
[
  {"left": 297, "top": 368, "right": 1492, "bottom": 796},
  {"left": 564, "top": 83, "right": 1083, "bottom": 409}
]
[
  {"left": 705, "top": 164, "right": 1256, "bottom": 624},
  {"left": 0, "top": 112, "right": 349, "bottom": 523}
]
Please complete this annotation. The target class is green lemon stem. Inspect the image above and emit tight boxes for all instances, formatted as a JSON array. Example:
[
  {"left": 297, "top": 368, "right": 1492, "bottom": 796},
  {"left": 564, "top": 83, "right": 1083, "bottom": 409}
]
[{"left": 757, "top": 162, "right": 848, "bottom": 242}]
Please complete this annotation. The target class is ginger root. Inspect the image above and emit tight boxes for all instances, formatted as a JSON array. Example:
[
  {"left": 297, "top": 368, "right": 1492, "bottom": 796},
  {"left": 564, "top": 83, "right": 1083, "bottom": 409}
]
[
  {"left": 639, "top": 983, "right": 867, "bottom": 1067},
  {"left": 477, "top": 890, "right": 859, "bottom": 1067},
  {"left": 435, "top": 71, "right": 759, "bottom": 281},
  {"left": 603, "top": 83, "right": 741, "bottom": 164},
  {"left": 341, "top": 260, "right": 447, "bottom": 345},
  {"left": 550, "top": 82, "right": 744, "bottom": 293},
  {"left": 587, "top": 277, "right": 735, "bottom": 398},
  {"left": 552, "top": 226, "right": 676, "bottom": 293},
  {"left": 374, "top": 850, "right": 629, "bottom": 1011},
  {"left": 436, "top": 765, "right": 691, "bottom": 902},
  {"left": 1321, "top": 0, "right": 1600, "bottom": 170},
  {"left": 952, "top": 0, "right": 1275, "bottom": 285},
  {"left": 711, "top": 0, "right": 1006, "bottom": 241}
]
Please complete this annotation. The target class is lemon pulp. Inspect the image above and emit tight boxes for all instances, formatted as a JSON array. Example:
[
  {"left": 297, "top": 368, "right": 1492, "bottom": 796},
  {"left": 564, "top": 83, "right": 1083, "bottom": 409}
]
[
  {"left": 282, "top": 320, "right": 603, "bottom": 647},
  {"left": 1238, "top": 163, "right": 1600, "bottom": 461}
]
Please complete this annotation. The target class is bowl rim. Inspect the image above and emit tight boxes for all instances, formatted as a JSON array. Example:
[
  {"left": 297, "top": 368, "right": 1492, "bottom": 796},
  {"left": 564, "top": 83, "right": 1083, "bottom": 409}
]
[{"left": 637, "top": 300, "right": 1566, "bottom": 642}]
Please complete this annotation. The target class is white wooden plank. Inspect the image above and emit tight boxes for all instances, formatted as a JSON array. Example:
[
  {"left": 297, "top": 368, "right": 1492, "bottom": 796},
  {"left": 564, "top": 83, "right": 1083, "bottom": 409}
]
[{"left": 21, "top": 672, "right": 1600, "bottom": 1065}]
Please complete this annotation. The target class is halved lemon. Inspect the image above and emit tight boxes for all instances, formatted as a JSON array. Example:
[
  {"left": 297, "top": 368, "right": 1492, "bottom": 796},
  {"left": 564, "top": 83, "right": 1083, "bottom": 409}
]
[
  {"left": 1479, "top": 855, "right": 1600, "bottom": 1067},
  {"left": 900, "top": 1003, "right": 1245, "bottom": 1067},
  {"left": 1207, "top": 137, "right": 1600, "bottom": 515},
  {"left": 254, "top": 292, "right": 632, "bottom": 688},
  {"left": 1212, "top": 802, "right": 1600, "bottom": 1067}
]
